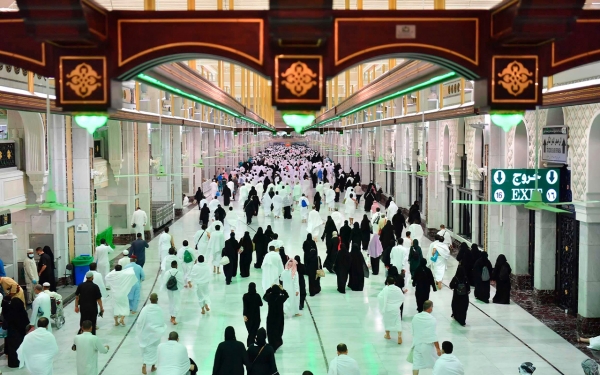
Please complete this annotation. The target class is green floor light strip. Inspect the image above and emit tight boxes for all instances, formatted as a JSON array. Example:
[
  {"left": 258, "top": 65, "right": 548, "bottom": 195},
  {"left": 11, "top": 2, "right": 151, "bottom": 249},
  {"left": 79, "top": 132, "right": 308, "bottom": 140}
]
[
  {"left": 136, "top": 73, "right": 273, "bottom": 131},
  {"left": 305, "top": 71, "right": 457, "bottom": 131}
]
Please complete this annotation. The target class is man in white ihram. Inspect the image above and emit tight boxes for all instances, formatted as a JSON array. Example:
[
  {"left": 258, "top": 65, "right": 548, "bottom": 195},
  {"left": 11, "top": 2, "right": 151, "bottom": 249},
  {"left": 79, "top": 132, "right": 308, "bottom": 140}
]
[
  {"left": 390, "top": 238, "right": 410, "bottom": 291},
  {"left": 327, "top": 343, "right": 360, "bottom": 375},
  {"left": 306, "top": 206, "right": 324, "bottom": 239},
  {"left": 158, "top": 227, "right": 174, "bottom": 267},
  {"left": 30, "top": 284, "right": 52, "bottom": 332},
  {"left": 432, "top": 341, "right": 464, "bottom": 375},
  {"left": 17, "top": 318, "right": 58, "bottom": 375},
  {"left": 410, "top": 300, "right": 441, "bottom": 375},
  {"left": 261, "top": 246, "right": 284, "bottom": 293},
  {"left": 131, "top": 206, "right": 147, "bottom": 235},
  {"left": 136, "top": 293, "right": 167, "bottom": 374},
  {"left": 156, "top": 331, "right": 195, "bottom": 375},
  {"left": 94, "top": 238, "right": 114, "bottom": 282},
  {"left": 162, "top": 260, "right": 184, "bottom": 325},
  {"left": 437, "top": 224, "right": 452, "bottom": 247},
  {"left": 104, "top": 265, "right": 138, "bottom": 326}
]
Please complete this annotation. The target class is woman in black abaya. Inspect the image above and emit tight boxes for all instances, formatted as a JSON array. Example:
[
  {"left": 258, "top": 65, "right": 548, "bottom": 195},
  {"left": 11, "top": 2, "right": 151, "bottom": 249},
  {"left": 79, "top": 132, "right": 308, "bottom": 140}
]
[
  {"left": 1, "top": 295, "right": 29, "bottom": 368},
  {"left": 243, "top": 282, "right": 263, "bottom": 347},
  {"left": 252, "top": 227, "right": 268, "bottom": 268},
  {"left": 247, "top": 328, "right": 278, "bottom": 375},
  {"left": 324, "top": 232, "right": 340, "bottom": 273},
  {"left": 314, "top": 191, "right": 322, "bottom": 212},
  {"left": 492, "top": 254, "right": 512, "bottom": 304},
  {"left": 222, "top": 233, "right": 240, "bottom": 285},
  {"left": 212, "top": 326, "right": 249, "bottom": 375},
  {"left": 350, "top": 222, "right": 362, "bottom": 250},
  {"left": 294, "top": 255, "right": 307, "bottom": 310},
  {"left": 303, "top": 234, "right": 321, "bottom": 296},
  {"left": 239, "top": 231, "right": 253, "bottom": 278},
  {"left": 43, "top": 245, "right": 57, "bottom": 291},
  {"left": 251, "top": 195, "right": 260, "bottom": 216},
  {"left": 360, "top": 215, "right": 371, "bottom": 250},
  {"left": 456, "top": 242, "right": 474, "bottom": 286},
  {"left": 379, "top": 221, "right": 394, "bottom": 249},
  {"left": 347, "top": 244, "right": 366, "bottom": 291},
  {"left": 200, "top": 203, "right": 211, "bottom": 226},
  {"left": 263, "top": 284, "right": 289, "bottom": 352},
  {"left": 320, "top": 216, "right": 337, "bottom": 243},
  {"left": 222, "top": 184, "right": 232, "bottom": 206},
  {"left": 412, "top": 258, "right": 437, "bottom": 312},
  {"left": 392, "top": 211, "right": 407, "bottom": 241},
  {"left": 334, "top": 244, "right": 351, "bottom": 294},
  {"left": 449, "top": 265, "right": 470, "bottom": 326},
  {"left": 472, "top": 252, "right": 493, "bottom": 303},
  {"left": 264, "top": 225, "right": 275, "bottom": 242}
]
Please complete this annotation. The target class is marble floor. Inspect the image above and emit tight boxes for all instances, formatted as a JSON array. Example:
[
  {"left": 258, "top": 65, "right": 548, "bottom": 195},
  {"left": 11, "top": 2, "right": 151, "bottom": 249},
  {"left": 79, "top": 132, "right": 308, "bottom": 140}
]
[{"left": 0, "top": 199, "right": 590, "bottom": 375}]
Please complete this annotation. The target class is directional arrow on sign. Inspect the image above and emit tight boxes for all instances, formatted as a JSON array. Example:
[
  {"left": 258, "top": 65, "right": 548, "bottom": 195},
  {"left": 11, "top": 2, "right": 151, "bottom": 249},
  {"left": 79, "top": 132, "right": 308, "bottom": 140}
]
[{"left": 494, "top": 170, "right": 506, "bottom": 185}]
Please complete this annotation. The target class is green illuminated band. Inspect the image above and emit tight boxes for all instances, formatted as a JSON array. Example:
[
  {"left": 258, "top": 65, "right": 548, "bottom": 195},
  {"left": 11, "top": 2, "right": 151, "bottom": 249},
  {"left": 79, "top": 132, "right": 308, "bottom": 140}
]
[
  {"left": 74, "top": 114, "right": 109, "bottom": 134},
  {"left": 136, "top": 73, "right": 272, "bottom": 131}
]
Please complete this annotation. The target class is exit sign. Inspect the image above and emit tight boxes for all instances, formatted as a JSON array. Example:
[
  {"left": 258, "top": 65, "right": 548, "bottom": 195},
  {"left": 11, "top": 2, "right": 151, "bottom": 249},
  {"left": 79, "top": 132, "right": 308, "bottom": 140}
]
[{"left": 491, "top": 169, "right": 560, "bottom": 203}]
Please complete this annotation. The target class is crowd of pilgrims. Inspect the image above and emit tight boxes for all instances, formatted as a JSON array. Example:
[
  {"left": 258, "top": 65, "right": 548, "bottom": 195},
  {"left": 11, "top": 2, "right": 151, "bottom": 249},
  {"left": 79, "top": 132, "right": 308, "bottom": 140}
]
[{"left": 0, "top": 144, "right": 517, "bottom": 375}]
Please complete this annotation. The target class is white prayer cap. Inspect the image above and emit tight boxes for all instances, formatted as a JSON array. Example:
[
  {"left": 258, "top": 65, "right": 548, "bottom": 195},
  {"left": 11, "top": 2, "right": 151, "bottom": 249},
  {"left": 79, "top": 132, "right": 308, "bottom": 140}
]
[
  {"left": 27, "top": 248, "right": 34, "bottom": 253},
  {"left": 85, "top": 271, "right": 94, "bottom": 279},
  {"left": 122, "top": 250, "right": 129, "bottom": 256},
  {"left": 42, "top": 282, "right": 50, "bottom": 287}
]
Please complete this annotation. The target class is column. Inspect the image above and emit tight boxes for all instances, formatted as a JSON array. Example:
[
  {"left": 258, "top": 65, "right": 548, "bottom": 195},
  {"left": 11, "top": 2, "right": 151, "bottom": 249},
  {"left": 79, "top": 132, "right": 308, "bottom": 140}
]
[
  {"left": 533, "top": 210, "right": 556, "bottom": 300},
  {"left": 576, "top": 205, "right": 600, "bottom": 331},
  {"left": 470, "top": 186, "right": 480, "bottom": 244},
  {"left": 137, "top": 122, "right": 152, "bottom": 238},
  {"left": 173, "top": 126, "right": 182, "bottom": 210},
  {"left": 207, "top": 129, "right": 215, "bottom": 179},
  {"left": 70, "top": 117, "right": 94, "bottom": 255}
]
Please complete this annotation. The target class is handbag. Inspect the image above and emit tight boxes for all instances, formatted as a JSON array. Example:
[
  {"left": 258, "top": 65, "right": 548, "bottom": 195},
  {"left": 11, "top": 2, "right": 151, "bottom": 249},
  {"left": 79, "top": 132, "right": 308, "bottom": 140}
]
[
  {"left": 220, "top": 256, "right": 230, "bottom": 265},
  {"left": 316, "top": 256, "right": 326, "bottom": 279}
]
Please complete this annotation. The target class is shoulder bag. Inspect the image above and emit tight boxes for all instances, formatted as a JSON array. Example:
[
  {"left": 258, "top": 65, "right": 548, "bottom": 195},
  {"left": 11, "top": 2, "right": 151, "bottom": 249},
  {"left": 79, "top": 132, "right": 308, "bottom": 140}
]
[{"left": 316, "top": 255, "right": 326, "bottom": 279}]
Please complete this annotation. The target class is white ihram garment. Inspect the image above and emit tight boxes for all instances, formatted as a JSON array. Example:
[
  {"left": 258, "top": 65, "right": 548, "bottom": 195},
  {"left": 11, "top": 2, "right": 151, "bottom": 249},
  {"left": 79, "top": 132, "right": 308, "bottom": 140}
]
[
  {"left": 161, "top": 268, "right": 184, "bottom": 317},
  {"left": 306, "top": 209, "right": 324, "bottom": 238},
  {"left": 327, "top": 355, "right": 360, "bottom": 375},
  {"left": 104, "top": 268, "right": 138, "bottom": 316},
  {"left": 136, "top": 303, "right": 167, "bottom": 366},
  {"left": 158, "top": 233, "right": 172, "bottom": 266},
  {"left": 190, "top": 262, "right": 212, "bottom": 306},
  {"left": 17, "top": 327, "right": 58, "bottom": 375},
  {"left": 30, "top": 292, "right": 52, "bottom": 332},
  {"left": 74, "top": 331, "right": 109, "bottom": 375},
  {"left": 431, "top": 242, "right": 450, "bottom": 282},
  {"left": 156, "top": 340, "right": 191, "bottom": 375},
  {"left": 432, "top": 353, "right": 465, "bottom": 375},
  {"left": 281, "top": 269, "right": 300, "bottom": 316},
  {"left": 261, "top": 251, "right": 284, "bottom": 293},
  {"left": 411, "top": 311, "right": 439, "bottom": 370},
  {"left": 378, "top": 285, "right": 404, "bottom": 332}
]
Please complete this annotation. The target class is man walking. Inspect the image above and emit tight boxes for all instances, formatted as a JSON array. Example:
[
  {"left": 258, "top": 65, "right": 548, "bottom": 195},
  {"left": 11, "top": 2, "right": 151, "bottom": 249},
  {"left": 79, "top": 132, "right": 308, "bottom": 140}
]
[
  {"left": 411, "top": 300, "right": 440, "bottom": 375},
  {"left": 75, "top": 271, "right": 104, "bottom": 335},
  {"left": 73, "top": 320, "right": 110, "bottom": 375},
  {"left": 327, "top": 343, "right": 360, "bottom": 375},
  {"left": 16, "top": 318, "right": 58, "bottom": 375},
  {"left": 136, "top": 293, "right": 167, "bottom": 374},
  {"left": 30, "top": 284, "right": 52, "bottom": 331},
  {"left": 162, "top": 260, "right": 184, "bottom": 325},
  {"left": 130, "top": 233, "right": 149, "bottom": 268},
  {"left": 94, "top": 239, "right": 114, "bottom": 281},
  {"left": 125, "top": 256, "right": 145, "bottom": 314},
  {"left": 23, "top": 248, "right": 38, "bottom": 304},
  {"left": 131, "top": 206, "right": 147, "bottom": 235},
  {"left": 432, "top": 341, "right": 464, "bottom": 375}
]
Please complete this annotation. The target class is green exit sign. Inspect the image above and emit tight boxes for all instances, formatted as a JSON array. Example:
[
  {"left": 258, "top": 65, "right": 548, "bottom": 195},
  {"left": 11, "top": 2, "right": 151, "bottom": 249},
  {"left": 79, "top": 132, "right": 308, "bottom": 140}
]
[{"left": 491, "top": 169, "right": 560, "bottom": 203}]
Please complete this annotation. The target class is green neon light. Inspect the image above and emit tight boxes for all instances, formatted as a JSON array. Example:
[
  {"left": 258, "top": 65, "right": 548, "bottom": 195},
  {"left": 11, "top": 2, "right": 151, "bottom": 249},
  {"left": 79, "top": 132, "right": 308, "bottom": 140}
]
[
  {"left": 490, "top": 112, "right": 524, "bottom": 132},
  {"left": 310, "top": 71, "right": 457, "bottom": 128},
  {"left": 136, "top": 73, "right": 272, "bottom": 131},
  {"left": 74, "top": 114, "right": 108, "bottom": 134}
]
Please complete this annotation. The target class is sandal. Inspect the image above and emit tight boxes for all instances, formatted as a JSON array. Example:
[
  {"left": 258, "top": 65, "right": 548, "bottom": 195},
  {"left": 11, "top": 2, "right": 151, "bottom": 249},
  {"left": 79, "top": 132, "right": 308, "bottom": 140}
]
[{"left": 142, "top": 365, "right": 147, "bottom": 375}]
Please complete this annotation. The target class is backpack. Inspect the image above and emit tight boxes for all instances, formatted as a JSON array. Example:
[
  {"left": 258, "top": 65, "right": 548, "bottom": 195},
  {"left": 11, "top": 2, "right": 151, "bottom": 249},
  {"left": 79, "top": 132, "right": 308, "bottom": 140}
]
[
  {"left": 374, "top": 215, "right": 380, "bottom": 225},
  {"left": 301, "top": 199, "right": 308, "bottom": 208},
  {"left": 481, "top": 266, "right": 490, "bottom": 282},
  {"left": 456, "top": 282, "right": 468, "bottom": 296},
  {"left": 166, "top": 271, "right": 179, "bottom": 291},
  {"left": 499, "top": 264, "right": 510, "bottom": 281},
  {"left": 183, "top": 249, "right": 193, "bottom": 264}
]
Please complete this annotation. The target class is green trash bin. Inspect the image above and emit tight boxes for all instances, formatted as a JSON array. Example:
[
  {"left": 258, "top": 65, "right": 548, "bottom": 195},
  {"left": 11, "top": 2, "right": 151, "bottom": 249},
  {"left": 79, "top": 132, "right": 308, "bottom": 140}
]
[{"left": 72, "top": 255, "right": 94, "bottom": 285}]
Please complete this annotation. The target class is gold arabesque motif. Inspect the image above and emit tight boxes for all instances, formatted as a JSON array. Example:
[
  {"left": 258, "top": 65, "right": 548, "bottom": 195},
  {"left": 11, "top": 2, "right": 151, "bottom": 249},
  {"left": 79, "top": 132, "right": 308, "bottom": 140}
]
[
  {"left": 497, "top": 60, "right": 533, "bottom": 97},
  {"left": 7, "top": 150, "right": 11, "bottom": 160},
  {"left": 281, "top": 61, "right": 317, "bottom": 97},
  {"left": 66, "top": 63, "right": 102, "bottom": 99}
]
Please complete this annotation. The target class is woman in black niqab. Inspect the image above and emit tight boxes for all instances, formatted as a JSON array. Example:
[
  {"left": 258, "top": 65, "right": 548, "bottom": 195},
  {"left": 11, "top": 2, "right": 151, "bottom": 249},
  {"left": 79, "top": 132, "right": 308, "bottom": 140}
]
[
  {"left": 239, "top": 231, "right": 253, "bottom": 277},
  {"left": 347, "top": 244, "right": 366, "bottom": 291},
  {"left": 333, "top": 243, "right": 351, "bottom": 294},
  {"left": 360, "top": 215, "right": 371, "bottom": 250}
]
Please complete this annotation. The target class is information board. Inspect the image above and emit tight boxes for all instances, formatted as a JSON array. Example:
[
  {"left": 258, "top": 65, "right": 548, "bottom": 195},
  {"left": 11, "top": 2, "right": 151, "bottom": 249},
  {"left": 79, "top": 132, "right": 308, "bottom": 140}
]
[
  {"left": 491, "top": 168, "right": 560, "bottom": 203},
  {"left": 542, "top": 126, "right": 568, "bottom": 164}
]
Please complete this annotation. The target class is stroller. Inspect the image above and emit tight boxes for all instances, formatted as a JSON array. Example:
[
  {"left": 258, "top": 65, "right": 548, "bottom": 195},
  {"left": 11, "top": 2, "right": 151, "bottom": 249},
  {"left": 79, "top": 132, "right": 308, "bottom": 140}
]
[{"left": 50, "top": 297, "right": 65, "bottom": 329}]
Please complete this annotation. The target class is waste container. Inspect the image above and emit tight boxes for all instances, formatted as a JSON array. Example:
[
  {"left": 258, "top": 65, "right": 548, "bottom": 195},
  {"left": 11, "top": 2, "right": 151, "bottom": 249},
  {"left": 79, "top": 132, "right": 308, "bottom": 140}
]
[{"left": 72, "top": 255, "right": 94, "bottom": 285}]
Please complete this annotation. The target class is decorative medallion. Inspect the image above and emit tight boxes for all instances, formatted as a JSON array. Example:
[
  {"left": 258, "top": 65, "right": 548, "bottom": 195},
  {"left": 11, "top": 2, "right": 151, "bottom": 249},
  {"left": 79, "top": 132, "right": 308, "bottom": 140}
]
[
  {"left": 66, "top": 63, "right": 102, "bottom": 99},
  {"left": 497, "top": 60, "right": 533, "bottom": 97},
  {"left": 281, "top": 61, "right": 317, "bottom": 98}
]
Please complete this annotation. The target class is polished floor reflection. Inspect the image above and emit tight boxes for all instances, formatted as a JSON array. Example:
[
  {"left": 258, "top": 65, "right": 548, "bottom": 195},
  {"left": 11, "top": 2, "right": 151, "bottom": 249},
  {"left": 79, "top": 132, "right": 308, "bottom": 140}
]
[{"left": 0, "top": 199, "right": 589, "bottom": 375}]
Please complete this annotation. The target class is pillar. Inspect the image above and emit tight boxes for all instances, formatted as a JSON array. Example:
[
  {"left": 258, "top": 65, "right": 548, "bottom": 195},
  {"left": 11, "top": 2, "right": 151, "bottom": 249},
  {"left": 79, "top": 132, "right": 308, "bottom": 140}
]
[
  {"left": 576, "top": 204, "right": 600, "bottom": 332},
  {"left": 470, "top": 185, "right": 480, "bottom": 244},
  {"left": 70, "top": 117, "right": 94, "bottom": 255},
  {"left": 533, "top": 210, "right": 556, "bottom": 301}
]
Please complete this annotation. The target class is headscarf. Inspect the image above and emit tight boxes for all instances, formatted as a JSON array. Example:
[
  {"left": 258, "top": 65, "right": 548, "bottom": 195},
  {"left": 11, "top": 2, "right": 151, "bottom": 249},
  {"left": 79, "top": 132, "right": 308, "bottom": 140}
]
[
  {"left": 454, "top": 265, "right": 467, "bottom": 281},
  {"left": 255, "top": 328, "right": 267, "bottom": 346},
  {"left": 411, "top": 239, "right": 422, "bottom": 254},
  {"left": 264, "top": 225, "right": 275, "bottom": 240},
  {"left": 285, "top": 258, "right": 298, "bottom": 278},
  {"left": 247, "top": 282, "right": 257, "bottom": 295},
  {"left": 494, "top": 254, "right": 508, "bottom": 269},
  {"left": 367, "top": 233, "right": 383, "bottom": 258},
  {"left": 360, "top": 215, "right": 370, "bottom": 231},
  {"left": 224, "top": 326, "right": 236, "bottom": 341},
  {"left": 241, "top": 231, "right": 253, "bottom": 249},
  {"left": 582, "top": 359, "right": 599, "bottom": 375}
]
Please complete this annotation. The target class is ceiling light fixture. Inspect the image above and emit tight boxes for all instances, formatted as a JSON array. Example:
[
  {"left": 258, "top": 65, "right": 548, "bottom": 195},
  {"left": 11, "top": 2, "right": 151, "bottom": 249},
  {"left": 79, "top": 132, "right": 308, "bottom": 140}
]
[
  {"left": 74, "top": 113, "right": 108, "bottom": 134},
  {"left": 490, "top": 111, "right": 524, "bottom": 132}
]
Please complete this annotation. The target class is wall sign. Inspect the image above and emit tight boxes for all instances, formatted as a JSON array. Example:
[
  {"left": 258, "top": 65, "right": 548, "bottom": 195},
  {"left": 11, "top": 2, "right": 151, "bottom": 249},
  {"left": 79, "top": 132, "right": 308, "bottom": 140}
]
[
  {"left": 542, "top": 126, "right": 568, "bottom": 164},
  {"left": 492, "top": 168, "right": 560, "bottom": 203}
]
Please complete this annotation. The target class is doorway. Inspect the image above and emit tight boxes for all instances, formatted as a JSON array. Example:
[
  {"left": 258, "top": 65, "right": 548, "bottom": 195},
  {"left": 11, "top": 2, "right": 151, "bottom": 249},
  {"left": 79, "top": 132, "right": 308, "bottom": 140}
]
[{"left": 555, "top": 213, "right": 579, "bottom": 314}]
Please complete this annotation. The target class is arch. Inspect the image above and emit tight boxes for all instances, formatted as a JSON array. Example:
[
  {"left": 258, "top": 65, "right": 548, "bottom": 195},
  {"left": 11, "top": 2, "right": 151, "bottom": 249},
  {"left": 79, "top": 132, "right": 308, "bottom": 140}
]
[
  {"left": 587, "top": 113, "right": 600, "bottom": 200},
  {"left": 514, "top": 122, "right": 528, "bottom": 169},
  {"left": 15, "top": 111, "right": 47, "bottom": 202},
  {"left": 546, "top": 107, "right": 565, "bottom": 126}
]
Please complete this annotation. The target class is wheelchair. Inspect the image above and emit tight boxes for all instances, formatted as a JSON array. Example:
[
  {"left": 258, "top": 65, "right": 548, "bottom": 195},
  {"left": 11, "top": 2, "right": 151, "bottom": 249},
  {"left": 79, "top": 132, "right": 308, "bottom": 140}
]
[{"left": 50, "top": 297, "right": 65, "bottom": 329}]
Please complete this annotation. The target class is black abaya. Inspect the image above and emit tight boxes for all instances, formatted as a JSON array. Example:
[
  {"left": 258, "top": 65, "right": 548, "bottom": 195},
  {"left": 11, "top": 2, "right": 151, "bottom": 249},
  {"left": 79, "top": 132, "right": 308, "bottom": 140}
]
[
  {"left": 472, "top": 253, "right": 492, "bottom": 303},
  {"left": 360, "top": 218, "right": 371, "bottom": 250},
  {"left": 263, "top": 286, "right": 289, "bottom": 352},
  {"left": 243, "top": 291, "right": 263, "bottom": 347},
  {"left": 296, "top": 261, "right": 307, "bottom": 310},
  {"left": 491, "top": 255, "right": 512, "bottom": 304},
  {"left": 222, "top": 237, "right": 240, "bottom": 284},
  {"left": 223, "top": 185, "right": 232, "bottom": 206},
  {"left": 303, "top": 241, "right": 321, "bottom": 296},
  {"left": 350, "top": 226, "right": 362, "bottom": 250},
  {"left": 363, "top": 192, "right": 375, "bottom": 211},
  {"left": 412, "top": 259, "right": 437, "bottom": 312},
  {"left": 253, "top": 230, "right": 268, "bottom": 268},
  {"left": 340, "top": 224, "right": 352, "bottom": 248},
  {"left": 323, "top": 236, "right": 339, "bottom": 273},
  {"left": 450, "top": 276, "right": 470, "bottom": 326},
  {"left": 314, "top": 192, "right": 322, "bottom": 212},
  {"left": 200, "top": 205, "right": 210, "bottom": 225},
  {"left": 347, "top": 246, "right": 365, "bottom": 291},
  {"left": 334, "top": 246, "right": 351, "bottom": 294},
  {"left": 1, "top": 296, "right": 29, "bottom": 368},
  {"left": 239, "top": 235, "right": 253, "bottom": 278},
  {"left": 456, "top": 243, "right": 474, "bottom": 286}
]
